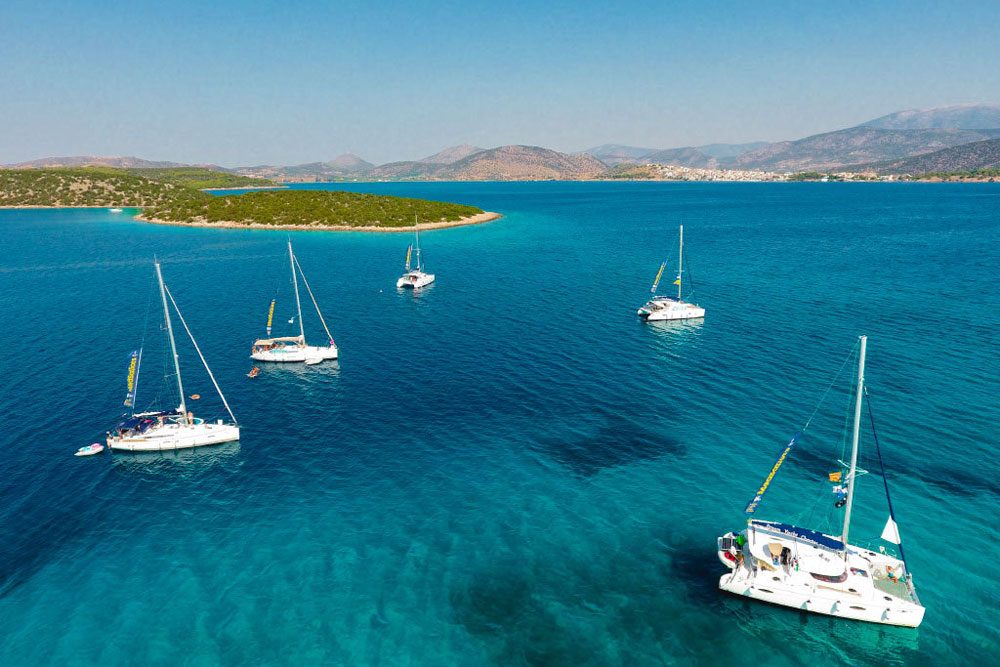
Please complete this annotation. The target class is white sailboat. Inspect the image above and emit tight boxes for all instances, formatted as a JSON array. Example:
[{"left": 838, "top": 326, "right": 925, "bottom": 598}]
[
  {"left": 396, "top": 218, "right": 435, "bottom": 289},
  {"left": 107, "top": 261, "right": 240, "bottom": 452},
  {"left": 716, "top": 336, "right": 925, "bottom": 627},
  {"left": 251, "top": 241, "right": 338, "bottom": 363},
  {"left": 637, "top": 225, "right": 705, "bottom": 321}
]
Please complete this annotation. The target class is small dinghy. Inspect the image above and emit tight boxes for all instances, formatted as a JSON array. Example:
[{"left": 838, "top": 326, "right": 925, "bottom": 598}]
[
  {"left": 305, "top": 358, "right": 323, "bottom": 365},
  {"left": 247, "top": 366, "right": 260, "bottom": 378},
  {"left": 75, "top": 443, "right": 105, "bottom": 457}
]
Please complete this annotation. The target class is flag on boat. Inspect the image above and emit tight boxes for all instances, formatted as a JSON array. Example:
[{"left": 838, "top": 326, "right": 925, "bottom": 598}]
[
  {"left": 405, "top": 244, "right": 413, "bottom": 271},
  {"left": 123, "top": 348, "right": 141, "bottom": 407},
  {"left": 828, "top": 471, "right": 842, "bottom": 482},
  {"left": 881, "top": 516, "right": 901, "bottom": 544},
  {"left": 650, "top": 261, "right": 666, "bottom": 293},
  {"left": 744, "top": 431, "right": 802, "bottom": 514},
  {"left": 673, "top": 275, "right": 681, "bottom": 285},
  {"left": 266, "top": 299, "right": 275, "bottom": 336}
]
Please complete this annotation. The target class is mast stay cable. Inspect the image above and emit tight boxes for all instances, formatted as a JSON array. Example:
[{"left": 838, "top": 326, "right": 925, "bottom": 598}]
[
  {"left": 863, "top": 385, "right": 909, "bottom": 569},
  {"left": 163, "top": 284, "right": 239, "bottom": 425},
  {"left": 292, "top": 254, "right": 335, "bottom": 344}
]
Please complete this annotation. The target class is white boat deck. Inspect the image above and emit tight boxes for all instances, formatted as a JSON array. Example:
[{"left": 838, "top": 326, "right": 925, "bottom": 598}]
[{"left": 718, "top": 520, "right": 923, "bottom": 626}]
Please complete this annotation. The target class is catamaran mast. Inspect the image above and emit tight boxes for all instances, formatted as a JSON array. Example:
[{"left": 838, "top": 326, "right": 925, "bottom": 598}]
[
  {"left": 414, "top": 216, "right": 423, "bottom": 272},
  {"left": 677, "top": 225, "right": 684, "bottom": 299},
  {"left": 289, "top": 240, "right": 305, "bottom": 342},
  {"left": 841, "top": 334, "right": 867, "bottom": 557},
  {"left": 156, "top": 260, "right": 188, "bottom": 424}
]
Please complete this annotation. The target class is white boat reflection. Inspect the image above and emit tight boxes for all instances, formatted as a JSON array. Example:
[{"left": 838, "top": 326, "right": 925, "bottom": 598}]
[{"left": 110, "top": 440, "right": 241, "bottom": 477}]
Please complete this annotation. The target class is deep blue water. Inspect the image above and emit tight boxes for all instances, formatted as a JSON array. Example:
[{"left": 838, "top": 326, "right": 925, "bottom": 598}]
[{"left": 1, "top": 182, "right": 998, "bottom": 665}]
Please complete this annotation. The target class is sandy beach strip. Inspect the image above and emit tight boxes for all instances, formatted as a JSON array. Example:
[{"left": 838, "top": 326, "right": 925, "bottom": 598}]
[
  {"left": 0, "top": 205, "right": 139, "bottom": 209},
  {"left": 133, "top": 210, "right": 502, "bottom": 232}
]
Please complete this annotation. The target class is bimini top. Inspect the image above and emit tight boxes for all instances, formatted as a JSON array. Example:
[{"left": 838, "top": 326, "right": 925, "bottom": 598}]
[
  {"left": 115, "top": 410, "right": 181, "bottom": 431},
  {"left": 253, "top": 335, "right": 306, "bottom": 346},
  {"left": 751, "top": 520, "right": 845, "bottom": 552}
]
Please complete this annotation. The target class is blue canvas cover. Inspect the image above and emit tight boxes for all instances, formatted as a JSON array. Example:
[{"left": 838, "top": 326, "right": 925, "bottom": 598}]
[{"left": 751, "top": 520, "right": 845, "bottom": 551}]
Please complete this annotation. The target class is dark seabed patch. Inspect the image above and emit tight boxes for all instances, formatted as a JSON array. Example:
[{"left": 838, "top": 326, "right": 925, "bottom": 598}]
[
  {"left": 0, "top": 504, "right": 95, "bottom": 598},
  {"left": 529, "top": 415, "right": 687, "bottom": 477},
  {"left": 450, "top": 567, "right": 600, "bottom": 666}
]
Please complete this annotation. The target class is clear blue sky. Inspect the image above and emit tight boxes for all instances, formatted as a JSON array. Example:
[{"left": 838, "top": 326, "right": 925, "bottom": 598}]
[{"left": 1, "top": 0, "right": 998, "bottom": 166}]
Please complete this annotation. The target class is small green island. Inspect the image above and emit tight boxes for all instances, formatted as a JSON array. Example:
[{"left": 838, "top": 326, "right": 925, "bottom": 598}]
[{"left": 0, "top": 167, "right": 498, "bottom": 231}]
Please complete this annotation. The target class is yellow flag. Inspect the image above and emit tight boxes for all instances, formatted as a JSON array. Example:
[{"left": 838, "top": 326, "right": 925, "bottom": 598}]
[
  {"left": 673, "top": 279, "right": 681, "bottom": 285},
  {"left": 828, "top": 471, "right": 842, "bottom": 482}
]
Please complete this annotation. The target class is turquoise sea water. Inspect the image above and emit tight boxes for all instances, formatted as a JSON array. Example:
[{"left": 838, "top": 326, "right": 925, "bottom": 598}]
[{"left": 1, "top": 182, "right": 998, "bottom": 665}]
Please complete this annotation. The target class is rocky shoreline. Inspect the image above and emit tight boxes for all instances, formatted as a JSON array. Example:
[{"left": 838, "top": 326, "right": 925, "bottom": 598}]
[{"left": 133, "top": 210, "right": 502, "bottom": 232}]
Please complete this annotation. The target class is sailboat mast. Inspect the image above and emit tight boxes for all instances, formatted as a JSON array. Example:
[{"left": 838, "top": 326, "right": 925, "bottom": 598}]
[
  {"left": 841, "top": 334, "right": 867, "bottom": 556},
  {"left": 289, "top": 240, "right": 305, "bottom": 341},
  {"left": 414, "top": 216, "right": 422, "bottom": 271},
  {"left": 156, "top": 260, "right": 187, "bottom": 424},
  {"left": 677, "top": 225, "right": 684, "bottom": 299}
]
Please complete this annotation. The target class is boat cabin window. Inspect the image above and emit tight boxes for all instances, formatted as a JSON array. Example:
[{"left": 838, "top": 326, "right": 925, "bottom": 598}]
[{"left": 809, "top": 570, "right": 849, "bottom": 583}]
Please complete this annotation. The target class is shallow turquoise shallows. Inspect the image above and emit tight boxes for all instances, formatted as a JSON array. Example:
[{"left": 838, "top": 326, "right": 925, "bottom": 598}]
[{"left": 1, "top": 182, "right": 998, "bottom": 666}]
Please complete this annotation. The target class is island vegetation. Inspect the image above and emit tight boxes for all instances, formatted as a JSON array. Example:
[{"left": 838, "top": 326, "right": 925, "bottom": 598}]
[
  {"left": 126, "top": 167, "right": 277, "bottom": 190},
  {"left": 0, "top": 167, "right": 205, "bottom": 207},
  {"left": 142, "top": 189, "right": 485, "bottom": 228},
  {"left": 905, "top": 168, "right": 999, "bottom": 182},
  {"left": 1, "top": 167, "right": 494, "bottom": 230}
]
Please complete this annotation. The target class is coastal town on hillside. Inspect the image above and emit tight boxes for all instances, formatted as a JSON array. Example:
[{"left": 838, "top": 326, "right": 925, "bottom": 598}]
[{"left": 607, "top": 164, "right": 905, "bottom": 182}]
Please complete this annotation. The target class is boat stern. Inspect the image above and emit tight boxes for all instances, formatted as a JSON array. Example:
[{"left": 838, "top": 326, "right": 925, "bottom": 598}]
[{"left": 717, "top": 531, "right": 744, "bottom": 569}]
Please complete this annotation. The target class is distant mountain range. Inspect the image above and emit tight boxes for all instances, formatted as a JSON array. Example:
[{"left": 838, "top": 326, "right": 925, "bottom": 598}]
[
  {"left": 419, "top": 144, "right": 483, "bottom": 164},
  {"left": 858, "top": 104, "right": 1000, "bottom": 130},
  {"left": 582, "top": 105, "right": 1000, "bottom": 172},
  {"left": 239, "top": 145, "right": 605, "bottom": 181},
  {"left": 728, "top": 127, "right": 1000, "bottom": 171},
  {"left": 844, "top": 138, "right": 1000, "bottom": 174},
  {"left": 5, "top": 155, "right": 235, "bottom": 172},
  {"left": 579, "top": 142, "right": 766, "bottom": 167},
  {"left": 6, "top": 104, "right": 1000, "bottom": 179}
]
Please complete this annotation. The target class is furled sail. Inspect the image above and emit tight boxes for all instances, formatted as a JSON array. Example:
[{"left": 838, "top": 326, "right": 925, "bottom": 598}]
[
  {"left": 123, "top": 348, "right": 142, "bottom": 407},
  {"left": 744, "top": 431, "right": 802, "bottom": 514},
  {"left": 650, "top": 260, "right": 666, "bottom": 293}
]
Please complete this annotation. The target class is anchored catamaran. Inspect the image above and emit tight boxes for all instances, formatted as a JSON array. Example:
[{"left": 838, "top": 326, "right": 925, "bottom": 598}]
[
  {"left": 716, "top": 336, "right": 925, "bottom": 627},
  {"left": 251, "top": 241, "right": 338, "bottom": 363},
  {"left": 107, "top": 261, "right": 240, "bottom": 451},
  {"left": 637, "top": 225, "right": 705, "bottom": 321},
  {"left": 397, "top": 218, "right": 435, "bottom": 289}
]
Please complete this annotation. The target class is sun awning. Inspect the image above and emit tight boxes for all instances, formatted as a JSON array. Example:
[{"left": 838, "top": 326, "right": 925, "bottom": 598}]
[{"left": 253, "top": 336, "right": 305, "bottom": 345}]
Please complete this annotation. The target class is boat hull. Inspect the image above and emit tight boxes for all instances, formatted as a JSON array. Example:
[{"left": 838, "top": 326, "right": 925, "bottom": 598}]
[
  {"left": 640, "top": 306, "right": 705, "bottom": 321},
  {"left": 718, "top": 572, "right": 925, "bottom": 627},
  {"left": 251, "top": 345, "right": 338, "bottom": 363},
  {"left": 716, "top": 527, "right": 924, "bottom": 627},
  {"left": 397, "top": 272, "right": 435, "bottom": 289},
  {"left": 108, "top": 423, "right": 240, "bottom": 452},
  {"left": 637, "top": 297, "right": 705, "bottom": 321}
]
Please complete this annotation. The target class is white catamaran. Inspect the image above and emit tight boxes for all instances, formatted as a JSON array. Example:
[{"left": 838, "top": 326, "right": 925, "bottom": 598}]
[
  {"left": 716, "top": 336, "right": 925, "bottom": 627},
  {"left": 637, "top": 225, "right": 705, "bottom": 321},
  {"left": 251, "top": 241, "right": 338, "bottom": 363},
  {"left": 396, "top": 219, "right": 435, "bottom": 289},
  {"left": 107, "top": 261, "right": 240, "bottom": 452}
]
